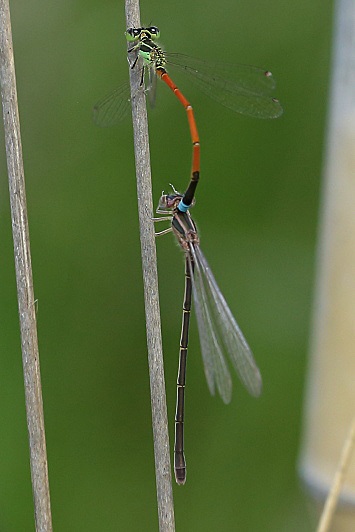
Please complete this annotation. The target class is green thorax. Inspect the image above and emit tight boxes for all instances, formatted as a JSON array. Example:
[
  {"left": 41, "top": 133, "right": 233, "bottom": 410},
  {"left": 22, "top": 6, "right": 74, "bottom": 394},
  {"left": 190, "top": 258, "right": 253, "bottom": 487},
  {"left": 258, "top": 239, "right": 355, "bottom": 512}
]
[{"left": 139, "top": 39, "right": 166, "bottom": 69}]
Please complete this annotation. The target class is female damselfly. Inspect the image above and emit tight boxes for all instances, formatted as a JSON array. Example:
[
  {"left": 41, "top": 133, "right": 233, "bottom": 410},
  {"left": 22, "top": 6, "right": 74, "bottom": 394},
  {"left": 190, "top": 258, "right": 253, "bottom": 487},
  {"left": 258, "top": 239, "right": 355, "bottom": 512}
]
[{"left": 152, "top": 181, "right": 262, "bottom": 484}]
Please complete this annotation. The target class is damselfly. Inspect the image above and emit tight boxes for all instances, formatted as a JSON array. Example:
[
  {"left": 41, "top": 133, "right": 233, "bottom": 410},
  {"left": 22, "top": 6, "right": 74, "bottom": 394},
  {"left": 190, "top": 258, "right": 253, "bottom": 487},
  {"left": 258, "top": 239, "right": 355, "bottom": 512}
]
[
  {"left": 152, "top": 179, "right": 262, "bottom": 485},
  {"left": 94, "top": 26, "right": 283, "bottom": 182}
]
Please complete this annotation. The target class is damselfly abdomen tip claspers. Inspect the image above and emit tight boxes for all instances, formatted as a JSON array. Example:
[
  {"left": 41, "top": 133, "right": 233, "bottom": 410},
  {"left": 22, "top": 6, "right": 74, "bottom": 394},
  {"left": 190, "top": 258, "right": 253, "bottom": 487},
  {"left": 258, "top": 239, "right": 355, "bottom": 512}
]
[{"left": 152, "top": 185, "right": 262, "bottom": 485}]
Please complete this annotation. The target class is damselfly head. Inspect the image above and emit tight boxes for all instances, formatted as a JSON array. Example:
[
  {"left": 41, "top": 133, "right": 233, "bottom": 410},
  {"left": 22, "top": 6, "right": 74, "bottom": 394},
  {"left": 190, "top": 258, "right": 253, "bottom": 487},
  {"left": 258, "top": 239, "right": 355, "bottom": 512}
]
[
  {"left": 157, "top": 194, "right": 182, "bottom": 211},
  {"left": 125, "top": 26, "right": 160, "bottom": 42}
]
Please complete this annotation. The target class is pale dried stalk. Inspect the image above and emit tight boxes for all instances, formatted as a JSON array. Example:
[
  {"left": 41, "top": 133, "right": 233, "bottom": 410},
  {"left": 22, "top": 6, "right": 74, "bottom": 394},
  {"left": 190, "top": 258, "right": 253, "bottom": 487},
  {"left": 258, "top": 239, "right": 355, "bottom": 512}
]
[
  {"left": 317, "top": 418, "right": 355, "bottom": 532},
  {"left": 124, "top": 1, "right": 175, "bottom": 530},
  {"left": 299, "top": 1, "right": 355, "bottom": 530},
  {"left": 0, "top": 1, "right": 52, "bottom": 530}
]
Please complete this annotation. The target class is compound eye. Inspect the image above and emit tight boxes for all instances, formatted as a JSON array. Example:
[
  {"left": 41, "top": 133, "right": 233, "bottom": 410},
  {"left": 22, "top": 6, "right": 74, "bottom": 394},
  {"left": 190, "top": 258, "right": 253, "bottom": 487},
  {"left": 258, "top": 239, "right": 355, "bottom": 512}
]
[
  {"left": 126, "top": 27, "right": 140, "bottom": 42},
  {"left": 149, "top": 26, "right": 160, "bottom": 39},
  {"left": 166, "top": 194, "right": 182, "bottom": 208}
]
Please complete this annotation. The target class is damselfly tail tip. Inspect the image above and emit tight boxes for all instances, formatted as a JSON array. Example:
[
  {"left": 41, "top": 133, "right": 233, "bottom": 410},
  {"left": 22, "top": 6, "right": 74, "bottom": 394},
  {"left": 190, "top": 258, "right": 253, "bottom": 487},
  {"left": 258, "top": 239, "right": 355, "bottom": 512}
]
[{"left": 175, "top": 468, "right": 186, "bottom": 485}]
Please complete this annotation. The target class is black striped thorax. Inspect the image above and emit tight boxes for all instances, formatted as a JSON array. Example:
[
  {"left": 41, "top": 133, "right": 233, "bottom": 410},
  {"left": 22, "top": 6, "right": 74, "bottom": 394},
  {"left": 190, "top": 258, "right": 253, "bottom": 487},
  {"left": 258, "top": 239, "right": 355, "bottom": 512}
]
[
  {"left": 139, "top": 37, "right": 156, "bottom": 53},
  {"left": 139, "top": 38, "right": 167, "bottom": 69},
  {"left": 172, "top": 211, "right": 199, "bottom": 253}
]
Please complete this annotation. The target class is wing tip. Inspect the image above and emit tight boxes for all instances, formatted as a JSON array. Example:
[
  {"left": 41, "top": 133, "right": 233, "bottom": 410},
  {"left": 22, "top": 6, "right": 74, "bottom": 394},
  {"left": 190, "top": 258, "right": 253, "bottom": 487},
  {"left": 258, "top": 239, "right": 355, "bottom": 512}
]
[{"left": 250, "top": 370, "right": 263, "bottom": 397}]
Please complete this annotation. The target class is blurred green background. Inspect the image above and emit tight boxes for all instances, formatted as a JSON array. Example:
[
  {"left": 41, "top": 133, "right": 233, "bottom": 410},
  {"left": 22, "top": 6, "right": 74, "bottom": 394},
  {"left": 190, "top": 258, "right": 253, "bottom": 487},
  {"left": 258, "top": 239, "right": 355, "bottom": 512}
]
[{"left": 0, "top": 0, "right": 334, "bottom": 530}]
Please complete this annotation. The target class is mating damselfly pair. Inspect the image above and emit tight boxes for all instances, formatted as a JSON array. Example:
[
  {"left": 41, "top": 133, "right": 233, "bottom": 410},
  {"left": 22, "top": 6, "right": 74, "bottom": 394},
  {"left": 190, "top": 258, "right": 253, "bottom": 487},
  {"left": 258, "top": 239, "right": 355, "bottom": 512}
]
[{"left": 94, "top": 25, "right": 281, "bottom": 484}]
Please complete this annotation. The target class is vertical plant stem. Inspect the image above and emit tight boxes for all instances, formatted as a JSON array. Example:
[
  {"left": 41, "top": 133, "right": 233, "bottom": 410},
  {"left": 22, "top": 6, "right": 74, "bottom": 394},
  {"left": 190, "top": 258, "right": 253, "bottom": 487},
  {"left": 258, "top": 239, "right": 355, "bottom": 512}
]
[
  {"left": 299, "top": 3, "right": 355, "bottom": 527},
  {"left": 317, "top": 418, "right": 355, "bottom": 532},
  {"left": 0, "top": 1, "right": 52, "bottom": 531},
  {"left": 124, "top": 2, "right": 175, "bottom": 531}
]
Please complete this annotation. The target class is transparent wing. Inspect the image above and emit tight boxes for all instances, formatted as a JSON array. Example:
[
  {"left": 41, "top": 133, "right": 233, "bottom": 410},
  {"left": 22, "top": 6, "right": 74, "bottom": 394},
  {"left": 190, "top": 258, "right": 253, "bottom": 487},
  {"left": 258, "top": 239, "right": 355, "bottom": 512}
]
[
  {"left": 164, "top": 53, "right": 283, "bottom": 119},
  {"left": 147, "top": 64, "right": 158, "bottom": 109},
  {"left": 190, "top": 244, "right": 262, "bottom": 399},
  {"left": 93, "top": 81, "right": 131, "bottom": 127},
  {"left": 165, "top": 53, "right": 277, "bottom": 94},
  {"left": 188, "top": 251, "right": 232, "bottom": 403}
]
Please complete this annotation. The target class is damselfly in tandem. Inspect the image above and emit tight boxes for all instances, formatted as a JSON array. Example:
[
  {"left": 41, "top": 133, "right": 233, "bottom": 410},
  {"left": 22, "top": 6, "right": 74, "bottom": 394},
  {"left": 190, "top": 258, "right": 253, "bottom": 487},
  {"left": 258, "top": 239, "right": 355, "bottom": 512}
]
[
  {"left": 152, "top": 177, "right": 262, "bottom": 485},
  {"left": 94, "top": 26, "right": 283, "bottom": 182}
]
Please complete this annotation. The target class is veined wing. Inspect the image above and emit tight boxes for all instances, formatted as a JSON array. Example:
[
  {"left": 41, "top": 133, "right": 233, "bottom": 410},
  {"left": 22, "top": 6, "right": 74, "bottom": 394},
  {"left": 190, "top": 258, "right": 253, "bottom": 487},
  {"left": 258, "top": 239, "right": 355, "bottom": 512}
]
[
  {"left": 93, "top": 81, "right": 131, "bottom": 127},
  {"left": 190, "top": 244, "right": 262, "bottom": 398},
  {"left": 164, "top": 53, "right": 283, "bottom": 119},
  {"left": 165, "top": 53, "right": 277, "bottom": 95},
  {"left": 147, "top": 63, "right": 158, "bottom": 109},
  {"left": 188, "top": 249, "right": 232, "bottom": 403}
]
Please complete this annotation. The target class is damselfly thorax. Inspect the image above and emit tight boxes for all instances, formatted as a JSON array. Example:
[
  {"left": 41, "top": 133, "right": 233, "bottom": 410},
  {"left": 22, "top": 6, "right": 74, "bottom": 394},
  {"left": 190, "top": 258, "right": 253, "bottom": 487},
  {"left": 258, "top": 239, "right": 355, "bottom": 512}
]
[
  {"left": 171, "top": 210, "right": 199, "bottom": 254},
  {"left": 159, "top": 193, "right": 200, "bottom": 252}
]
